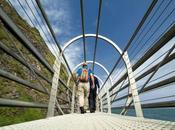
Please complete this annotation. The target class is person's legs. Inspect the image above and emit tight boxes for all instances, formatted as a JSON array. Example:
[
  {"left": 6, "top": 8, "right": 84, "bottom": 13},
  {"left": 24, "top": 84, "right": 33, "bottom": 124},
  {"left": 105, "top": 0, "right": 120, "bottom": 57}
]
[
  {"left": 89, "top": 89, "right": 94, "bottom": 113},
  {"left": 90, "top": 90, "right": 96, "bottom": 113},
  {"left": 84, "top": 82, "right": 90, "bottom": 111},
  {"left": 93, "top": 92, "right": 97, "bottom": 111},
  {"left": 78, "top": 83, "right": 85, "bottom": 113}
]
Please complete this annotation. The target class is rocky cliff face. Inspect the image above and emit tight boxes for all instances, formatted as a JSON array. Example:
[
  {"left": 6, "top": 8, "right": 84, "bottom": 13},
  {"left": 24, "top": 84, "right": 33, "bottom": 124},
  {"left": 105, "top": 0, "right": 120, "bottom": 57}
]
[{"left": 0, "top": 0, "right": 69, "bottom": 126}]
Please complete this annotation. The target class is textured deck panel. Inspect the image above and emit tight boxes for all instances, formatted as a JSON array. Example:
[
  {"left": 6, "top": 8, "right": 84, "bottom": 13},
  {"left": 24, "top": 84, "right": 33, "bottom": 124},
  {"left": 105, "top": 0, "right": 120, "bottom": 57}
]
[{"left": 0, "top": 113, "right": 175, "bottom": 130}]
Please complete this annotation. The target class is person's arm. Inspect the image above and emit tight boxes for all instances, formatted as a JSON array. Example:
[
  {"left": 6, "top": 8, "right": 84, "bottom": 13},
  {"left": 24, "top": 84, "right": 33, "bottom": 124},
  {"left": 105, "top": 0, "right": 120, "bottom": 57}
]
[
  {"left": 76, "top": 69, "right": 81, "bottom": 85},
  {"left": 95, "top": 77, "right": 100, "bottom": 89},
  {"left": 90, "top": 74, "right": 95, "bottom": 89},
  {"left": 95, "top": 77, "right": 100, "bottom": 93}
]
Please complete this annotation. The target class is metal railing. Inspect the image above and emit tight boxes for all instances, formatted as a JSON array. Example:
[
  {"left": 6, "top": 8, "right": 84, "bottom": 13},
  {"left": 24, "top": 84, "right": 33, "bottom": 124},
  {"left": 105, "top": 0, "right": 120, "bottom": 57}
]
[
  {"left": 0, "top": 2, "right": 73, "bottom": 118},
  {"left": 100, "top": 0, "right": 175, "bottom": 118},
  {"left": 0, "top": 0, "right": 175, "bottom": 126}
]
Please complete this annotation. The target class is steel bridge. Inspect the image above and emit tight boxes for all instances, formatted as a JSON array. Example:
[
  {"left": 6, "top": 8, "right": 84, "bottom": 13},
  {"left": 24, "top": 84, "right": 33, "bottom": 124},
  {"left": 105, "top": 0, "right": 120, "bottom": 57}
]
[{"left": 0, "top": 0, "right": 175, "bottom": 129}]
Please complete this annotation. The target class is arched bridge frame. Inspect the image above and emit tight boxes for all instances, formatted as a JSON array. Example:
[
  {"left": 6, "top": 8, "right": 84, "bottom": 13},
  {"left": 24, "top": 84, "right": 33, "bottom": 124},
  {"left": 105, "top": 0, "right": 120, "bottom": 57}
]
[{"left": 50, "top": 34, "right": 143, "bottom": 117}]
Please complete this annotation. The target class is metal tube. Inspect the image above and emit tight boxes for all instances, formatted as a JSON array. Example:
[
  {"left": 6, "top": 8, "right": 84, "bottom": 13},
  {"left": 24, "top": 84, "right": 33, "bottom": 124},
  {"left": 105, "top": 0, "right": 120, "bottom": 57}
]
[
  {"left": 110, "top": 52, "right": 175, "bottom": 97},
  {"left": 80, "top": 0, "right": 86, "bottom": 62},
  {"left": 0, "top": 98, "right": 47, "bottom": 108},
  {"left": 92, "top": 0, "right": 103, "bottom": 71},
  {"left": 0, "top": 7, "right": 54, "bottom": 73},
  {"left": 112, "top": 75, "right": 175, "bottom": 103},
  {"left": 0, "top": 41, "right": 52, "bottom": 85},
  {"left": 100, "top": 0, "right": 158, "bottom": 91},
  {"left": 0, "top": 69, "right": 47, "bottom": 94},
  {"left": 35, "top": 0, "right": 78, "bottom": 88},
  {"left": 109, "top": 24, "right": 175, "bottom": 92},
  {"left": 113, "top": 100, "right": 175, "bottom": 109}
]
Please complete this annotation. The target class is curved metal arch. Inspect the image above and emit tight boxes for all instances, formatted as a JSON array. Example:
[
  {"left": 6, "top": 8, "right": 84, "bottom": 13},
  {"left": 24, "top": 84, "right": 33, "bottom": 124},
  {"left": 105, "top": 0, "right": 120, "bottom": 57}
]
[
  {"left": 61, "top": 34, "right": 123, "bottom": 55},
  {"left": 72, "top": 60, "right": 113, "bottom": 86},
  {"left": 61, "top": 33, "right": 123, "bottom": 87},
  {"left": 61, "top": 33, "right": 143, "bottom": 116}
]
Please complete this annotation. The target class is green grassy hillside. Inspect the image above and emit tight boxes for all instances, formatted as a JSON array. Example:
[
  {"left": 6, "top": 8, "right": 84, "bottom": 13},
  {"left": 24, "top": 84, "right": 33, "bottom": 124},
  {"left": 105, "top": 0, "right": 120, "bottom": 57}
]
[{"left": 0, "top": 0, "right": 69, "bottom": 126}]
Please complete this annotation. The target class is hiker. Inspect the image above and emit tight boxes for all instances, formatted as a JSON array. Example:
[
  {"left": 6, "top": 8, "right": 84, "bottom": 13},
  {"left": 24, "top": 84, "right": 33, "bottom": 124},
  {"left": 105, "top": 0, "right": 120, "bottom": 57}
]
[
  {"left": 89, "top": 75, "right": 100, "bottom": 113},
  {"left": 76, "top": 62, "right": 94, "bottom": 114}
]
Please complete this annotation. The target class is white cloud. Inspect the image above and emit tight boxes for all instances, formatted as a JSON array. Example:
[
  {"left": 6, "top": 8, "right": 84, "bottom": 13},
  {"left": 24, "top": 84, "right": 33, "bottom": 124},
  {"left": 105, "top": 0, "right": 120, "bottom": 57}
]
[
  {"left": 8, "top": 0, "right": 82, "bottom": 71},
  {"left": 63, "top": 41, "right": 83, "bottom": 70},
  {"left": 41, "top": 0, "right": 72, "bottom": 38}
]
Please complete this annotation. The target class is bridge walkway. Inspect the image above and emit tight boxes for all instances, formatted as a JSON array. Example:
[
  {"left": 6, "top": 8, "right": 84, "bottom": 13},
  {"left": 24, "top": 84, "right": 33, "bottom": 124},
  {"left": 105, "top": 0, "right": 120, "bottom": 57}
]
[{"left": 0, "top": 113, "right": 175, "bottom": 130}]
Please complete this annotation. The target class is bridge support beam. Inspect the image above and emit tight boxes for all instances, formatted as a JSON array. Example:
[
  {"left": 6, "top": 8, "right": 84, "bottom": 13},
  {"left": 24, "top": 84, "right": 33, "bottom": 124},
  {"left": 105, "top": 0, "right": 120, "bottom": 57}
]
[
  {"left": 47, "top": 58, "right": 61, "bottom": 117},
  {"left": 122, "top": 52, "right": 143, "bottom": 117},
  {"left": 100, "top": 95, "right": 103, "bottom": 112},
  {"left": 71, "top": 84, "right": 76, "bottom": 113},
  {"left": 66, "top": 75, "right": 71, "bottom": 111},
  {"left": 67, "top": 74, "right": 76, "bottom": 113},
  {"left": 106, "top": 88, "right": 111, "bottom": 114}
]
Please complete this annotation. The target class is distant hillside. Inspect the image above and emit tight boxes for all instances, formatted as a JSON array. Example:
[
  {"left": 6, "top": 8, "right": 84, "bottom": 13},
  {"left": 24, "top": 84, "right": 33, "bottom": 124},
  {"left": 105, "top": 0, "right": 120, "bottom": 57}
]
[{"left": 0, "top": 0, "right": 69, "bottom": 126}]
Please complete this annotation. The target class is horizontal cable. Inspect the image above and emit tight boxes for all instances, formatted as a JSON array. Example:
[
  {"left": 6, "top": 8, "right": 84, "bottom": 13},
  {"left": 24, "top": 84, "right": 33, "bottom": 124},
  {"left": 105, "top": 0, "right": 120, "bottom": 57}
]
[
  {"left": 134, "top": 48, "right": 172, "bottom": 78},
  {"left": 130, "top": 1, "right": 175, "bottom": 61},
  {"left": 110, "top": 52, "right": 175, "bottom": 95},
  {"left": 129, "top": 0, "right": 173, "bottom": 59},
  {"left": 0, "top": 7, "right": 54, "bottom": 73},
  {"left": 119, "top": 69, "right": 175, "bottom": 97},
  {"left": 0, "top": 98, "right": 47, "bottom": 108},
  {"left": 108, "top": 24, "right": 175, "bottom": 94},
  {"left": 122, "top": 44, "right": 175, "bottom": 114},
  {"left": 0, "top": 41, "right": 52, "bottom": 84},
  {"left": 2, "top": 24, "right": 50, "bottom": 95},
  {"left": 14, "top": 0, "right": 61, "bottom": 73},
  {"left": 0, "top": 69, "right": 47, "bottom": 94},
  {"left": 35, "top": 0, "right": 78, "bottom": 88},
  {"left": 128, "top": 0, "right": 165, "bottom": 54},
  {"left": 100, "top": 0, "right": 158, "bottom": 91},
  {"left": 113, "top": 100, "right": 175, "bottom": 109},
  {"left": 111, "top": 0, "right": 165, "bottom": 81},
  {"left": 24, "top": 0, "right": 60, "bottom": 60},
  {"left": 112, "top": 75, "right": 175, "bottom": 103},
  {"left": 0, "top": 98, "right": 69, "bottom": 109},
  {"left": 138, "top": 94, "right": 175, "bottom": 103}
]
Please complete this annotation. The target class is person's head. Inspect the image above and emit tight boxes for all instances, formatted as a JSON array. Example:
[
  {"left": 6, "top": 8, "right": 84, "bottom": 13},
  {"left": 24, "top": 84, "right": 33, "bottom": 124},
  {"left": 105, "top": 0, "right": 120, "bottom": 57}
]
[{"left": 82, "top": 62, "right": 88, "bottom": 69}]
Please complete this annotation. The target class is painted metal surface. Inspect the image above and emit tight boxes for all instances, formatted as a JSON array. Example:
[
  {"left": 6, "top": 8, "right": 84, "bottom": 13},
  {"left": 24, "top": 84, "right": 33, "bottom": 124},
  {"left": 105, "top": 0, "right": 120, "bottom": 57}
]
[
  {"left": 1, "top": 113, "right": 175, "bottom": 130},
  {"left": 47, "top": 58, "right": 62, "bottom": 117}
]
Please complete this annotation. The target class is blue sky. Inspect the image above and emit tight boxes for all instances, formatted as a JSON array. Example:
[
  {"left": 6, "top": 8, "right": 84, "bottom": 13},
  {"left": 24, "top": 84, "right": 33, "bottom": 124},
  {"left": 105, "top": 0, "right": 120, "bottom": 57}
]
[
  {"left": 39, "top": 0, "right": 152, "bottom": 75},
  {"left": 8, "top": 0, "right": 175, "bottom": 108}
]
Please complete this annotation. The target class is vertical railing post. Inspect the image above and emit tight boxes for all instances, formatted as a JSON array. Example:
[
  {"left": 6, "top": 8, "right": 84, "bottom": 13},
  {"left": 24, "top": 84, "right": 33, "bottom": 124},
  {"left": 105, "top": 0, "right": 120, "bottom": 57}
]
[
  {"left": 100, "top": 96, "right": 103, "bottom": 112},
  {"left": 66, "top": 75, "right": 71, "bottom": 109},
  {"left": 47, "top": 58, "right": 61, "bottom": 117},
  {"left": 121, "top": 85, "right": 132, "bottom": 115},
  {"left": 106, "top": 89, "right": 111, "bottom": 114},
  {"left": 98, "top": 91, "right": 103, "bottom": 112},
  {"left": 67, "top": 74, "right": 76, "bottom": 113},
  {"left": 96, "top": 95, "right": 100, "bottom": 112},
  {"left": 103, "top": 84, "right": 111, "bottom": 114},
  {"left": 122, "top": 52, "right": 143, "bottom": 117},
  {"left": 71, "top": 84, "right": 76, "bottom": 113}
]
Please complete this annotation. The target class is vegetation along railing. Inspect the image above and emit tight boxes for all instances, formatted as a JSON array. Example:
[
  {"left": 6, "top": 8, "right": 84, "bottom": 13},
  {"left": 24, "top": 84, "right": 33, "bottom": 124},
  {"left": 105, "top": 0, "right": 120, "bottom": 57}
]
[{"left": 0, "top": 0, "right": 175, "bottom": 127}]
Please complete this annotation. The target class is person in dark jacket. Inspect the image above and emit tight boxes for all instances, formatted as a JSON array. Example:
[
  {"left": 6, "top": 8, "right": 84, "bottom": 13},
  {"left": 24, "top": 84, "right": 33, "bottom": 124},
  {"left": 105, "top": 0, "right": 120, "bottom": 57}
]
[{"left": 89, "top": 75, "right": 100, "bottom": 113}]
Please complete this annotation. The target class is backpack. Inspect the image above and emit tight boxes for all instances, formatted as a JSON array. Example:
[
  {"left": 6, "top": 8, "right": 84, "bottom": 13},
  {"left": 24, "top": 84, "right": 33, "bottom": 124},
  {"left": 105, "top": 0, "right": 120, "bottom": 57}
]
[{"left": 79, "top": 68, "right": 88, "bottom": 82}]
